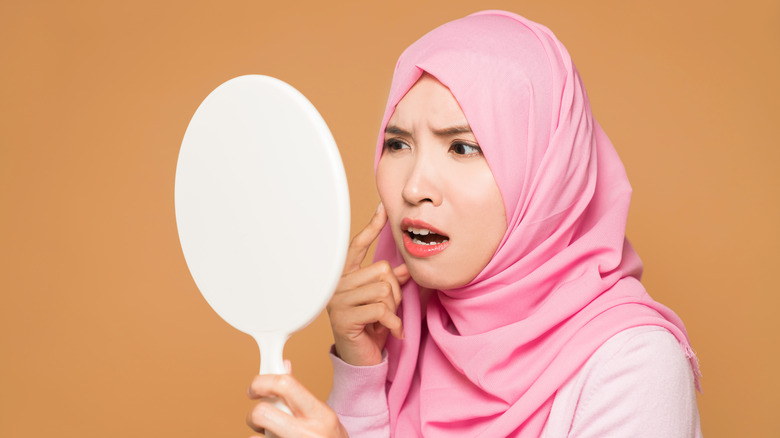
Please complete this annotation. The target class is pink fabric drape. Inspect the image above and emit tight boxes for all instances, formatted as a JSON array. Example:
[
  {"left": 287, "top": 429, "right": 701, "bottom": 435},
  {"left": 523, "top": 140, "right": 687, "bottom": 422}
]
[{"left": 372, "top": 10, "right": 700, "bottom": 438}]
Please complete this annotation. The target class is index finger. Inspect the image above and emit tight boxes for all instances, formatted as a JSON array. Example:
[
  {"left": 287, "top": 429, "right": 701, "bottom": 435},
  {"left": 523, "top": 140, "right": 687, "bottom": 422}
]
[{"left": 343, "top": 203, "right": 388, "bottom": 274}]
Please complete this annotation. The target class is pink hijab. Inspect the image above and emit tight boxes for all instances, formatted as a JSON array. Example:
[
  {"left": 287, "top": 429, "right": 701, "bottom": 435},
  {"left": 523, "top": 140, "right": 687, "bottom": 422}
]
[{"left": 373, "top": 10, "right": 700, "bottom": 437}]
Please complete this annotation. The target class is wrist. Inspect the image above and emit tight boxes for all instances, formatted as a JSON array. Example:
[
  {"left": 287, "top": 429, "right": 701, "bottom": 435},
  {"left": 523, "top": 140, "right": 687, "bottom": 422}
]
[{"left": 333, "top": 342, "right": 383, "bottom": 367}]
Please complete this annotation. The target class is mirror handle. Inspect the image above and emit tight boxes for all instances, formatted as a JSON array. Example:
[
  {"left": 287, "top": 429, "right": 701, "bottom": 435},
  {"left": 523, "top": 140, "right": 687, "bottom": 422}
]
[{"left": 255, "top": 332, "right": 292, "bottom": 437}]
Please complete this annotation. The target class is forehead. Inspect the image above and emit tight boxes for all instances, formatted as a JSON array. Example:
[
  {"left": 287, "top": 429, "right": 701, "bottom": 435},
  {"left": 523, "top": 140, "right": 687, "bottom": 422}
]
[{"left": 388, "top": 74, "right": 469, "bottom": 129}]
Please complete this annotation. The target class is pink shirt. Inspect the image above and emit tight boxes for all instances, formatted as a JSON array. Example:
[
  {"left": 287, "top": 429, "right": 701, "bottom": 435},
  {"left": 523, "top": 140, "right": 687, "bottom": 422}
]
[{"left": 328, "top": 326, "right": 702, "bottom": 437}]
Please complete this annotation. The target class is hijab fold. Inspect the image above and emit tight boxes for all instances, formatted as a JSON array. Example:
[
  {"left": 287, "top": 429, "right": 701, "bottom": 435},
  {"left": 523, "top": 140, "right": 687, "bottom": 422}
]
[{"left": 373, "top": 10, "right": 700, "bottom": 437}]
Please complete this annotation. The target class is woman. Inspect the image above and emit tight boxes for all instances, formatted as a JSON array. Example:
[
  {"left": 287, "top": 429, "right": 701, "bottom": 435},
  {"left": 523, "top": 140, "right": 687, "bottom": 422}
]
[{"left": 247, "top": 10, "right": 702, "bottom": 437}]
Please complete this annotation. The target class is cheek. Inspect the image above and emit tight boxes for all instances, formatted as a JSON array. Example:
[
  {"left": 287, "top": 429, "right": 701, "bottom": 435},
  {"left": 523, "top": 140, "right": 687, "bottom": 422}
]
[
  {"left": 376, "top": 160, "right": 410, "bottom": 263},
  {"left": 376, "top": 157, "right": 409, "bottom": 205},
  {"left": 375, "top": 158, "right": 395, "bottom": 208},
  {"left": 376, "top": 158, "right": 404, "bottom": 233},
  {"left": 450, "top": 166, "right": 504, "bottom": 215}
]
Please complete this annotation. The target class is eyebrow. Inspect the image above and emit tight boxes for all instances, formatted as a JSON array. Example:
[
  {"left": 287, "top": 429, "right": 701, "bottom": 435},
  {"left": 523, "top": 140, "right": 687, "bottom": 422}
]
[{"left": 385, "top": 124, "right": 473, "bottom": 137}]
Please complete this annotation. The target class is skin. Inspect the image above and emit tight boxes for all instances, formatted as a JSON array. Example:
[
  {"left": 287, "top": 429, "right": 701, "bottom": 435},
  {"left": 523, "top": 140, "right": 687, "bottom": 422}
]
[
  {"left": 246, "top": 74, "right": 507, "bottom": 437},
  {"left": 247, "top": 370, "right": 347, "bottom": 438},
  {"left": 376, "top": 73, "right": 506, "bottom": 291}
]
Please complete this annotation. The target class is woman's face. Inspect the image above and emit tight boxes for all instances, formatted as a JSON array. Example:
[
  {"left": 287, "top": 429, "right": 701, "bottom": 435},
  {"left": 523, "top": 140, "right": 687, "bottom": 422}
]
[{"left": 376, "top": 74, "right": 507, "bottom": 290}]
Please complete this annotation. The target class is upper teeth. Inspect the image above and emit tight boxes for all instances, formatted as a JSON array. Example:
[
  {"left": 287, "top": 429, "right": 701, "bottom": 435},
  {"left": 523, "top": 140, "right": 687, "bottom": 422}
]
[{"left": 407, "top": 227, "right": 431, "bottom": 236}]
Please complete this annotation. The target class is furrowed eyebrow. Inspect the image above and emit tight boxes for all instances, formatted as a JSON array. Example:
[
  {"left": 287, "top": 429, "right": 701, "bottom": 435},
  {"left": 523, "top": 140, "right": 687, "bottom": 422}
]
[
  {"left": 432, "top": 125, "right": 472, "bottom": 136},
  {"left": 384, "top": 125, "right": 410, "bottom": 136},
  {"left": 384, "top": 124, "right": 473, "bottom": 137}
]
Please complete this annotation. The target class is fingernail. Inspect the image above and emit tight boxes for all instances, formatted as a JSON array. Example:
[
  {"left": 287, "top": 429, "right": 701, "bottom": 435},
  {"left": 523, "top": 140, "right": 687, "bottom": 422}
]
[{"left": 376, "top": 202, "right": 383, "bottom": 214}]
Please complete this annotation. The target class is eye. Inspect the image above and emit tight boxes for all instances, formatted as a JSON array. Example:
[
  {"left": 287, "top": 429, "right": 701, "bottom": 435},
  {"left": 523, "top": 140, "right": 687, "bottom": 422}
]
[
  {"left": 384, "top": 139, "right": 410, "bottom": 153},
  {"left": 450, "top": 142, "right": 482, "bottom": 156}
]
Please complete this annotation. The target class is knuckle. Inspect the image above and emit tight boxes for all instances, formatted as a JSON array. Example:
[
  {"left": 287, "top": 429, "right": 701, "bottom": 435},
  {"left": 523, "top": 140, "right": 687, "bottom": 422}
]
[
  {"left": 247, "top": 404, "right": 267, "bottom": 430},
  {"left": 252, "top": 404, "right": 265, "bottom": 420},
  {"left": 378, "top": 260, "right": 392, "bottom": 275},
  {"left": 374, "top": 303, "right": 389, "bottom": 318},
  {"left": 273, "top": 373, "right": 293, "bottom": 390},
  {"left": 351, "top": 232, "right": 369, "bottom": 248},
  {"left": 379, "top": 281, "right": 393, "bottom": 297}
]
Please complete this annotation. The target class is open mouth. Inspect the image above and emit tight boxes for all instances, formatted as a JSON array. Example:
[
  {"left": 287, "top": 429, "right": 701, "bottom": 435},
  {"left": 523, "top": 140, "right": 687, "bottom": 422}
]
[{"left": 405, "top": 226, "right": 449, "bottom": 246}]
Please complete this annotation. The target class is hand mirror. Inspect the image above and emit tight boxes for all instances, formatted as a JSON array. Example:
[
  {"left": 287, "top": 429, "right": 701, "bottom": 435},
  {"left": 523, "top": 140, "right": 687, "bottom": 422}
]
[{"left": 175, "top": 75, "right": 350, "bottom": 409}]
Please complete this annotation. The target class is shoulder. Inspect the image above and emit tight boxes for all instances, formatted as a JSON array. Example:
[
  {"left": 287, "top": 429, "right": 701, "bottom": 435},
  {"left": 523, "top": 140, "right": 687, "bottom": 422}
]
[
  {"left": 544, "top": 326, "right": 702, "bottom": 438},
  {"left": 580, "top": 326, "right": 695, "bottom": 398}
]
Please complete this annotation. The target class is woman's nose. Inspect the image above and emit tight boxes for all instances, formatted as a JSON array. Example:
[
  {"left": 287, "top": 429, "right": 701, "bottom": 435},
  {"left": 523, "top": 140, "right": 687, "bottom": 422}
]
[{"left": 401, "top": 155, "right": 442, "bottom": 206}]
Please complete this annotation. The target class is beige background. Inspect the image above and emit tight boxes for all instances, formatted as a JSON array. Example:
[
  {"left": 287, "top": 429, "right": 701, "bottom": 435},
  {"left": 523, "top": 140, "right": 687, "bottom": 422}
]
[{"left": 1, "top": 0, "right": 778, "bottom": 436}]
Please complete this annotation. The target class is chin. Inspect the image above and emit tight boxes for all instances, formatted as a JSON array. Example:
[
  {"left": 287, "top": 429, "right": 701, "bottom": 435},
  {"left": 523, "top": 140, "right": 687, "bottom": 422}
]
[{"left": 405, "top": 261, "right": 471, "bottom": 291}]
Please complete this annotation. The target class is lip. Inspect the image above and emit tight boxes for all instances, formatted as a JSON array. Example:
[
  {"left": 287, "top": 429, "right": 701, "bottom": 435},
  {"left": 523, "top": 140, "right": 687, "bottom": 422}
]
[
  {"left": 400, "top": 218, "right": 450, "bottom": 258},
  {"left": 400, "top": 218, "right": 447, "bottom": 235}
]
